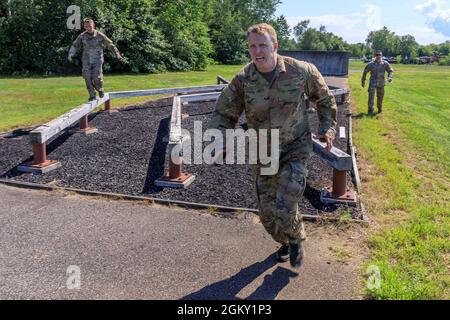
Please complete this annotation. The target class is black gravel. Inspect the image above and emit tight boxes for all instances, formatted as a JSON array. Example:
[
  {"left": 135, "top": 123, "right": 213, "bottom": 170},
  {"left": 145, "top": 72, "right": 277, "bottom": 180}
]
[{"left": 0, "top": 97, "right": 361, "bottom": 219}]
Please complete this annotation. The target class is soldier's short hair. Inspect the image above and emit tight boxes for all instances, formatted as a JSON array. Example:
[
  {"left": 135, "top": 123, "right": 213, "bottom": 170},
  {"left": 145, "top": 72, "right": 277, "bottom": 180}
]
[
  {"left": 247, "top": 23, "right": 278, "bottom": 45},
  {"left": 375, "top": 50, "right": 382, "bottom": 56},
  {"left": 83, "top": 18, "right": 94, "bottom": 24}
]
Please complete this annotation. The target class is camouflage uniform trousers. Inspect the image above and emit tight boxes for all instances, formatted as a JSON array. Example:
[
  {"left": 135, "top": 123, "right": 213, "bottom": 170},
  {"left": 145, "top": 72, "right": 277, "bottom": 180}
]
[
  {"left": 82, "top": 61, "right": 104, "bottom": 98},
  {"left": 368, "top": 85, "right": 385, "bottom": 113},
  {"left": 254, "top": 156, "right": 308, "bottom": 246}
]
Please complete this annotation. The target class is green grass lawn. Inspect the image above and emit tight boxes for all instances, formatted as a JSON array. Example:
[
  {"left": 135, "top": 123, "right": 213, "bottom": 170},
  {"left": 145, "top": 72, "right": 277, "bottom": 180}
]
[
  {"left": 0, "top": 64, "right": 243, "bottom": 132},
  {"left": 349, "top": 62, "right": 449, "bottom": 299}
]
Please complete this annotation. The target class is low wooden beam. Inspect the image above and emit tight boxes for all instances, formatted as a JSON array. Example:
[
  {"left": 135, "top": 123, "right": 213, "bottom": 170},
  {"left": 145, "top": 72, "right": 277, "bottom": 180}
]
[
  {"left": 312, "top": 135, "right": 353, "bottom": 171},
  {"left": 30, "top": 94, "right": 110, "bottom": 144},
  {"left": 217, "top": 75, "right": 230, "bottom": 85},
  {"left": 109, "top": 85, "right": 226, "bottom": 99},
  {"left": 180, "top": 92, "right": 221, "bottom": 103},
  {"left": 169, "top": 96, "right": 182, "bottom": 144}
]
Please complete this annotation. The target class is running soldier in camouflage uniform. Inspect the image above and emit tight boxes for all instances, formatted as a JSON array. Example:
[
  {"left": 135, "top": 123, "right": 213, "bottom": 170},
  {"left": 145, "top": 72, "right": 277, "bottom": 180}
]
[
  {"left": 208, "top": 24, "right": 337, "bottom": 269},
  {"left": 68, "top": 18, "right": 123, "bottom": 101},
  {"left": 362, "top": 50, "right": 394, "bottom": 115}
]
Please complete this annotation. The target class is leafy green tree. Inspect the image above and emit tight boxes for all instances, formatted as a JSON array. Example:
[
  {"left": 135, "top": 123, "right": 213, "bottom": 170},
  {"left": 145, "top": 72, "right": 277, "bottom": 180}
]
[
  {"left": 293, "top": 21, "right": 347, "bottom": 51},
  {"left": 271, "top": 15, "right": 293, "bottom": 50},
  {"left": 153, "top": 0, "right": 211, "bottom": 70},
  {"left": 365, "top": 26, "right": 400, "bottom": 57},
  {"left": 398, "top": 34, "right": 419, "bottom": 61},
  {"left": 346, "top": 43, "right": 365, "bottom": 58},
  {"left": 0, "top": 0, "right": 174, "bottom": 74},
  {"left": 207, "top": 0, "right": 280, "bottom": 64}
]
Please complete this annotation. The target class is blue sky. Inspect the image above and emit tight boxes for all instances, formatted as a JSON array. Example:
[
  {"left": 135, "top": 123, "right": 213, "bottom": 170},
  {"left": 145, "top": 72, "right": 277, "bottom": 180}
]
[{"left": 276, "top": 0, "right": 450, "bottom": 44}]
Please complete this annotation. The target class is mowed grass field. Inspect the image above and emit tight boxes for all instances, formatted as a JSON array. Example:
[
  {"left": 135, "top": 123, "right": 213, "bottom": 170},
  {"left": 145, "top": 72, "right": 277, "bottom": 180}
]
[
  {"left": 349, "top": 60, "right": 449, "bottom": 299},
  {"left": 1, "top": 60, "right": 449, "bottom": 299},
  {"left": 0, "top": 64, "right": 243, "bottom": 132}
]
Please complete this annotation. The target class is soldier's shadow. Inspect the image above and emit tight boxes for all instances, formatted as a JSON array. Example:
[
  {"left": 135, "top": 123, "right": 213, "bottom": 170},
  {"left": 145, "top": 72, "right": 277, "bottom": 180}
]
[
  {"left": 353, "top": 113, "right": 372, "bottom": 119},
  {"left": 181, "top": 255, "right": 298, "bottom": 300}
]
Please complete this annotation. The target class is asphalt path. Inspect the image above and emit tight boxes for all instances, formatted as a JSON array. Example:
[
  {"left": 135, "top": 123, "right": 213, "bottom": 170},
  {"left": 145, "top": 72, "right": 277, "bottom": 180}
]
[{"left": 0, "top": 184, "right": 364, "bottom": 300}]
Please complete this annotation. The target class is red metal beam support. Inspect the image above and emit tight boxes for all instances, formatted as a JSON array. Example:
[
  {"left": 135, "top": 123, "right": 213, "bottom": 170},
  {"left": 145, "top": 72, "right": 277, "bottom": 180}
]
[
  {"left": 155, "top": 143, "right": 195, "bottom": 188},
  {"left": 103, "top": 99, "right": 118, "bottom": 113},
  {"left": 33, "top": 142, "right": 47, "bottom": 166},
  {"left": 105, "top": 99, "right": 111, "bottom": 112},
  {"left": 71, "top": 114, "right": 97, "bottom": 134},
  {"left": 80, "top": 115, "right": 89, "bottom": 130},
  {"left": 169, "top": 157, "right": 182, "bottom": 179},
  {"left": 321, "top": 169, "right": 356, "bottom": 204},
  {"left": 105, "top": 100, "right": 111, "bottom": 112},
  {"left": 332, "top": 169, "right": 348, "bottom": 197},
  {"left": 17, "top": 142, "right": 61, "bottom": 173}
]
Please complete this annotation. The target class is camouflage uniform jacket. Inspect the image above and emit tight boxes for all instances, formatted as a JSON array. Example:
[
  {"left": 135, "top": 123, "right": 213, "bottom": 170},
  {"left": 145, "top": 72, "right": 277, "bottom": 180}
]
[
  {"left": 362, "top": 60, "right": 394, "bottom": 88},
  {"left": 69, "top": 30, "right": 120, "bottom": 65},
  {"left": 208, "top": 55, "right": 337, "bottom": 163}
]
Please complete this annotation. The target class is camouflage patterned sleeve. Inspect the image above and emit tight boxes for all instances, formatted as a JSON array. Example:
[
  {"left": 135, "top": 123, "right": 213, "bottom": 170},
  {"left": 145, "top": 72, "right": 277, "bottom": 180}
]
[
  {"left": 100, "top": 32, "right": 121, "bottom": 56},
  {"left": 207, "top": 76, "right": 245, "bottom": 132},
  {"left": 303, "top": 63, "right": 337, "bottom": 135},
  {"left": 68, "top": 34, "right": 82, "bottom": 57},
  {"left": 362, "top": 63, "right": 370, "bottom": 84},
  {"left": 386, "top": 62, "right": 394, "bottom": 79}
]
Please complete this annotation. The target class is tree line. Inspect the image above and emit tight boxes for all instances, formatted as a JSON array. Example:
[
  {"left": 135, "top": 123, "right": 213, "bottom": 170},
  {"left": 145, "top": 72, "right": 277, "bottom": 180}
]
[
  {"left": 1, "top": 0, "right": 449, "bottom": 75},
  {"left": 0, "top": 0, "right": 284, "bottom": 75},
  {"left": 287, "top": 22, "right": 450, "bottom": 63}
]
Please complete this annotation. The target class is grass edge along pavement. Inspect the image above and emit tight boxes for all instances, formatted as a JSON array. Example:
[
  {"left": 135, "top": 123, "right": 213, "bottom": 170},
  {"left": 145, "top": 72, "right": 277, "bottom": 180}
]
[
  {"left": 349, "top": 64, "right": 450, "bottom": 300},
  {"left": 0, "top": 64, "right": 244, "bottom": 132}
]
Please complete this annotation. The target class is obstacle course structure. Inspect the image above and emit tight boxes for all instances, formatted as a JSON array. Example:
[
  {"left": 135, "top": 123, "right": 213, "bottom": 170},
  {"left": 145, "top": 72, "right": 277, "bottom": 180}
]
[{"left": 16, "top": 76, "right": 354, "bottom": 205}]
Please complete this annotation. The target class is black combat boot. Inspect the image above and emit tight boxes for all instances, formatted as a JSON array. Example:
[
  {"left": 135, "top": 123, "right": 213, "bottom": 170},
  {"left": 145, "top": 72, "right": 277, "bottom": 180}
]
[
  {"left": 289, "top": 242, "right": 305, "bottom": 269},
  {"left": 99, "top": 90, "right": 105, "bottom": 98},
  {"left": 276, "top": 244, "right": 289, "bottom": 263},
  {"left": 88, "top": 95, "right": 96, "bottom": 102}
]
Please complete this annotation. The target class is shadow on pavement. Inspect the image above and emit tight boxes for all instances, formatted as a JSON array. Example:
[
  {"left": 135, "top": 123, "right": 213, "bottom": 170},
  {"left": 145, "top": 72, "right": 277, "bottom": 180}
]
[{"left": 181, "top": 255, "right": 298, "bottom": 300}]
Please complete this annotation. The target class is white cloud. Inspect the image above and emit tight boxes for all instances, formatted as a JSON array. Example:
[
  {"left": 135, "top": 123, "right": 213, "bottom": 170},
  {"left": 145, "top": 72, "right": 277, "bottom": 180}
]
[
  {"left": 416, "top": 0, "right": 450, "bottom": 37},
  {"left": 286, "top": 4, "right": 383, "bottom": 44},
  {"left": 393, "top": 25, "right": 450, "bottom": 44},
  {"left": 286, "top": 2, "right": 450, "bottom": 44}
]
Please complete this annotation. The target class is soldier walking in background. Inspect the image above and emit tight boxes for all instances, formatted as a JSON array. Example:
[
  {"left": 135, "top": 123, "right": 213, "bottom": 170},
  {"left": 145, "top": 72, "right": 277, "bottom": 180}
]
[
  {"left": 362, "top": 50, "right": 394, "bottom": 115},
  {"left": 68, "top": 18, "right": 123, "bottom": 101},
  {"left": 208, "top": 23, "right": 337, "bottom": 269}
]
